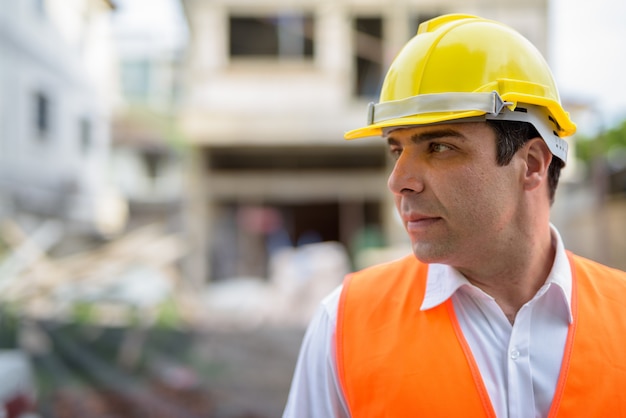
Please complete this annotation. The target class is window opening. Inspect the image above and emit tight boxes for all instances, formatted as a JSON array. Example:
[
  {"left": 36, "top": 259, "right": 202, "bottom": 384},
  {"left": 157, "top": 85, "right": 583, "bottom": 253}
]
[
  {"left": 34, "top": 91, "right": 50, "bottom": 140},
  {"left": 229, "top": 14, "right": 314, "bottom": 58},
  {"left": 354, "top": 17, "right": 383, "bottom": 98}
]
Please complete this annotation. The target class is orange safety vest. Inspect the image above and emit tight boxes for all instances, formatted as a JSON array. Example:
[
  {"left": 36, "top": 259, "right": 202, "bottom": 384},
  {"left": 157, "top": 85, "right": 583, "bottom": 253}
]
[{"left": 336, "top": 252, "right": 626, "bottom": 417}]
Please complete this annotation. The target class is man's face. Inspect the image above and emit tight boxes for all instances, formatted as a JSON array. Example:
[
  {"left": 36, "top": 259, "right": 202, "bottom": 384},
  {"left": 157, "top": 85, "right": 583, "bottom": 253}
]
[{"left": 386, "top": 122, "right": 523, "bottom": 270}]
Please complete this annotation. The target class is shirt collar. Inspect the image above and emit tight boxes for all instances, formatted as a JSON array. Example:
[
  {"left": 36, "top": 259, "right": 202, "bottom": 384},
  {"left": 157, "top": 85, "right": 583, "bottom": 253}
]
[{"left": 420, "top": 224, "right": 573, "bottom": 323}]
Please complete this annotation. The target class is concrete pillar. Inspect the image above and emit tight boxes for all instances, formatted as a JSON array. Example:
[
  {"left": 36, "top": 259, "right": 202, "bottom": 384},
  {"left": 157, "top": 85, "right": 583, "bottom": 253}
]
[{"left": 182, "top": 146, "right": 210, "bottom": 287}]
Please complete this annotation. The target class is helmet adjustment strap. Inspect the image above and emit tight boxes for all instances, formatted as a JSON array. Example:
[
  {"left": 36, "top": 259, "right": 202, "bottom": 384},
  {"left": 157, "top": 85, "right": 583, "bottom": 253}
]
[
  {"left": 367, "top": 91, "right": 512, "bottom": 125},
  {"left": 370, "top": 91, "right": 568, "bottom": 162}
]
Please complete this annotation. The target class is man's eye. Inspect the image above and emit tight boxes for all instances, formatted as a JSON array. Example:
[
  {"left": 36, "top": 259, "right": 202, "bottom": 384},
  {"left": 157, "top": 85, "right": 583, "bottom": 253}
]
[
  {"left": 388, "top": 148, "right": 402, "bottom": 160},
  {"left": 430, "top": 143, "right": 452, "bottom": 153}
]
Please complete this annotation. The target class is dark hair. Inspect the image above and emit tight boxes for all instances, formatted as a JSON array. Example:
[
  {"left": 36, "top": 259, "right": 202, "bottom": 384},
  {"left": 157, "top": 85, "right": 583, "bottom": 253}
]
[{"left": 486, "top": 120, "right": 564, "bottom": 205}]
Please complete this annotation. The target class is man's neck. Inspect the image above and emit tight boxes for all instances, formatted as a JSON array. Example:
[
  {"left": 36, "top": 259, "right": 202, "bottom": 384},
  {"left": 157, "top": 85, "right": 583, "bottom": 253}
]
[{"left": 456, "top": 227, "right": 556, "bottom": 324}]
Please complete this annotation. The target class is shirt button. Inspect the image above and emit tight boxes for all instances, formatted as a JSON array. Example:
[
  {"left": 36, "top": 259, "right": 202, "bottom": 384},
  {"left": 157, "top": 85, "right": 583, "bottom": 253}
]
[{"left": 510, "top": 349, "right": 520, "bottom": 360}]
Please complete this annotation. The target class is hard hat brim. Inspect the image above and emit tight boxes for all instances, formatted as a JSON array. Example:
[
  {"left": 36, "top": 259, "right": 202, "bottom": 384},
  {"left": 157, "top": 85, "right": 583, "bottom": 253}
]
[{"left": 344, "top": 109, "right": 486, "bottom": 140}]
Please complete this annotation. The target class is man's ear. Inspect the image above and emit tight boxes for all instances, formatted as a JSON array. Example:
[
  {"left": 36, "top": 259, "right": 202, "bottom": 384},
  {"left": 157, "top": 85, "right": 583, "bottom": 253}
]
[{"left": 522, "top": 138, "right": 552, "bottom": 192}]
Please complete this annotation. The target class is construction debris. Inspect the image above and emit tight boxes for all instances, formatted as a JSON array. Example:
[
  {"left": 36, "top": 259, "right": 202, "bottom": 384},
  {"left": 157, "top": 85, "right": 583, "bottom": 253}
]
[{"left": 0, "top": 220, "right": 194, "bottom": 328}]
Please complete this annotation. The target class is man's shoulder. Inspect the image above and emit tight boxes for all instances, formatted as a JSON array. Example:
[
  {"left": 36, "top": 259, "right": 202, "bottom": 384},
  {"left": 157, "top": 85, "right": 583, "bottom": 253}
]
[
  {"left": 570, "top": 252, "right": 626, "bottom": 279},
  {"left": 569, "top": 252, "right": 626, "bottom": 303}
]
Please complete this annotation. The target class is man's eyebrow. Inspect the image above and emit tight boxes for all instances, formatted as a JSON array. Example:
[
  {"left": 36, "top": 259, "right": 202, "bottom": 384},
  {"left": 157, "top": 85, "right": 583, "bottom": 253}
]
[{"left": 386, "top": 128, "right": 466, "bottom": 145}]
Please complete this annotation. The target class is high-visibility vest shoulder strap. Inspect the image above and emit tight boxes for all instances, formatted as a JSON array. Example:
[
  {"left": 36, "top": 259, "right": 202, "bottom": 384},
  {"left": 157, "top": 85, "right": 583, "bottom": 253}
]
[
  {"left": 549, "top": 252, "right": 626, "bottom": 417},
  {"left": 337, "top": 253, "right": 626, "bottom": 417}
]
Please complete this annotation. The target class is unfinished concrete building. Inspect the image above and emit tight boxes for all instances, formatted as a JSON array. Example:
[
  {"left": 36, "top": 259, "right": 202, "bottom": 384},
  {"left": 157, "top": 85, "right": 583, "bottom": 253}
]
[{"left": 179, "top": 0, "right": 549, "bottom": 283}]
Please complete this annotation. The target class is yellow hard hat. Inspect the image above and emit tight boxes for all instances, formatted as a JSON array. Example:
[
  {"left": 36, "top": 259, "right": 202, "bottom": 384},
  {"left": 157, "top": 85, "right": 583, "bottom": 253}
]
[{"left": 345, "top": 14, "right": 576, "bottom": 162}]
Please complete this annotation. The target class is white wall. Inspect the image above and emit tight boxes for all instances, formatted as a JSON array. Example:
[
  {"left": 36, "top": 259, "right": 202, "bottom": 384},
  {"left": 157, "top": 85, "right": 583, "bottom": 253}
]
[{"left": 0, "top": 0, "right": 125, "bottom": 235}]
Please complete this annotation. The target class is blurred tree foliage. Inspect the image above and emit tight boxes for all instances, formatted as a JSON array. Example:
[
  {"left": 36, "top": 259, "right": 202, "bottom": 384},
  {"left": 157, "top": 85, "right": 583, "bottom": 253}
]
[{"left": 576, "top": 118, "right": 626, "bottom": 168}]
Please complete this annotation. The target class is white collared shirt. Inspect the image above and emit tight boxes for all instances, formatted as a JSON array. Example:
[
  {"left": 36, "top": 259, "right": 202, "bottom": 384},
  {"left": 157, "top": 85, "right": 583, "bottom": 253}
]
[{"left": 283, "top": 226, "right": 573, "bottom": 418}]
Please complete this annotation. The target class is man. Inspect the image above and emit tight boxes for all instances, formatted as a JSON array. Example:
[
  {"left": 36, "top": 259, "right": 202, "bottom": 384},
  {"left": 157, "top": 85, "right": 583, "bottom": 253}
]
[{"left": 283, "top": 13, "right": 626, "bottom": 417}]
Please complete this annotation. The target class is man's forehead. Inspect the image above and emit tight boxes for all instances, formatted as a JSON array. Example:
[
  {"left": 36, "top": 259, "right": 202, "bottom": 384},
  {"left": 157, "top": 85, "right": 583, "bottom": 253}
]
[{"left": 383, "top": 121, "right": 490, "bottom": 139}]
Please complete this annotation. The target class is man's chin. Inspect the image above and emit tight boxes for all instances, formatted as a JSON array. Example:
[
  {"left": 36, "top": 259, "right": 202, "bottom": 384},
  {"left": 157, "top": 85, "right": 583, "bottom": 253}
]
[{"left": 411, "top": 243, "right": 450, "bottom": 265}]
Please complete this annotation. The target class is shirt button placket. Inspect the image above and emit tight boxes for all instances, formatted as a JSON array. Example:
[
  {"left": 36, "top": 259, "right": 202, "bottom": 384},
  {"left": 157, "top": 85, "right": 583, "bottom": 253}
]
[{"left": 507, "top": 305, "right": 534, "bottom": 418}]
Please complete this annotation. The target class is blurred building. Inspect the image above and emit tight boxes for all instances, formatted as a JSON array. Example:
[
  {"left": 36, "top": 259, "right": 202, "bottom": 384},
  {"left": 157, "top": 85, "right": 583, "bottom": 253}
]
[
  {"left": 109, "top": 0, "right": 188, "bottom": 232},
  {"left": 0, "top": 0, "right": 127, "bottom": 240},
  {"left": 179, "top": 0, "right": 550, "bottom": 283}
]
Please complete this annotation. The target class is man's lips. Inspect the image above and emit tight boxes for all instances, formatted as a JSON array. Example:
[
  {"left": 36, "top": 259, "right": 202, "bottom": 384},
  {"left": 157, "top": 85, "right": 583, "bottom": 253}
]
[{"left": 403, "top": 214, "right": 442, "bottom": 230}]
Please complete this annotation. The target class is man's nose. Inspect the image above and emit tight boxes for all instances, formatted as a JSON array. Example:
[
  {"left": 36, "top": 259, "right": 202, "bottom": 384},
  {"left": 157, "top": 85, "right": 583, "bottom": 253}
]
[{"left": 387, "top": 152, "right": 425, "bottom": 195}]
